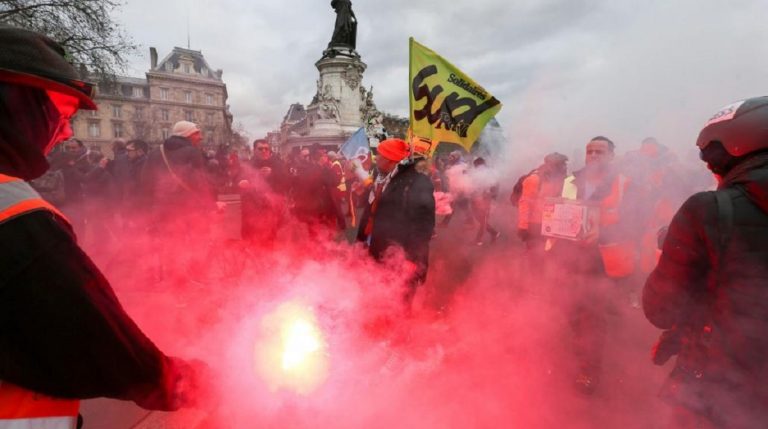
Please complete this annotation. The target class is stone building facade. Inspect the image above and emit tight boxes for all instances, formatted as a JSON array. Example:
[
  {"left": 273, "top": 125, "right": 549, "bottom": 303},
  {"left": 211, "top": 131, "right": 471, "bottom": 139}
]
[{"left": 72, "top": 47, "right": 233, "bottom": 155}]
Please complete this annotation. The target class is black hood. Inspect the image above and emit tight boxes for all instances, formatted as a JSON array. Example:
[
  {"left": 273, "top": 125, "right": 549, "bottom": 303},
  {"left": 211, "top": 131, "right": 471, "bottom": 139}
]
[
  {"left": 723, "top": 152, "right": 768, "bottom": 214},
  {"left": 738, "top": 167, "right": 768, "bottom": 215},
  {"left": 0, "top": 83, "right": 57, "bottom": 180},
  {"left": 163, "top": 135, "right": 192, "bottom": 151}
]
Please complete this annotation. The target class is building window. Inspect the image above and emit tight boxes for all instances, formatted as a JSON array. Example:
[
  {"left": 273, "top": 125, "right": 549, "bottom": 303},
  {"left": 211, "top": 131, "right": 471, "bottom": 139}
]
[
  {"left": 184, "top": 110, "right": 194, "bottom": 122},
  {"left": 89, "top": 110, "right": 98, "bottom": 117},
  {"left": 88, "top": 122, "right": 100, "bottom": 137},
  {"left": 162, "top": 128, "right": 171, "bottom": 140},
  {"left": 160, "top": 109, "right": 169, "bottom": 121},
  {"left": 206, "top": 112, "right": 214, "bottom": 124},
  {"left": 183, "top": 63, "right": 191, "bottom": 73},
  {"left": 206, "top": 130, "right": 214, "bottom": 144},
  {"left": 133, "top": 87, "right": 143, "bottom": 98},
  {"left": 206, "top": 93, "right": 213, "bottom": 105},
  {"left": 135, "top": 106, "right": 144, "bottom": 120},
  {"left": 112, "top": 105, "right": 122, "bottom": 118},
  {"left": 165, "top": 62, "right": 173, "bottom": 72},
  {"left": 113, "top": 122, "right": 124, "bottom": 138},
  {"left": 201, "top": 67, "right": 208, "bottom": 76},
  {"left": 184, "top": 90, "right": 192, "bottom": 103},
  {"left": 160, "top": 88, "right": 169, "bottom": 100}
]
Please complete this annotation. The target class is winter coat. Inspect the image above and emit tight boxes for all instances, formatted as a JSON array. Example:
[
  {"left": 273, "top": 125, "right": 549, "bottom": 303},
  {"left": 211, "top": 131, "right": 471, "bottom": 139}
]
[
  {"left": 252, "top": 156, "right": 288, "bottom": 194},
  {"left": 108, "top": 152, "right": 133, "bottom": 201},
  {"left": 357, "top": 163, "right": 436, "bottom": 279},
  {"left": 57, "top": 152, "right": 90, "bottom": 206},
  {"left": 643, "top": 154, "right": 768, "bottom": 425},
  {"left": 291, "top": 161, "right": 344, "bottom": 228},
  {"left": 140, "top": 136, "right": 212, "bottom": 212}
]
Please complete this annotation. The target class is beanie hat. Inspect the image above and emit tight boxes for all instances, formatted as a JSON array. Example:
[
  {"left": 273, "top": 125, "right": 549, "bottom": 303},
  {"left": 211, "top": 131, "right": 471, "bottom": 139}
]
[
  {"left": 544, "top": 152, "right": 568, "bottom": 165},
  {"left": 172, "top": 121, "right": 200, "bottom": 138},
  {"left": 377, "top": 138, "right": 410, "bottom": 162}
]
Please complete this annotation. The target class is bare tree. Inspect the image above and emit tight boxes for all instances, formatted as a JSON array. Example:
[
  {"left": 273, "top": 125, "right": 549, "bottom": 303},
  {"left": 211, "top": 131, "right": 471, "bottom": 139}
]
[{"left": 0, "top": 0, "right": 137, "bottom": 79}]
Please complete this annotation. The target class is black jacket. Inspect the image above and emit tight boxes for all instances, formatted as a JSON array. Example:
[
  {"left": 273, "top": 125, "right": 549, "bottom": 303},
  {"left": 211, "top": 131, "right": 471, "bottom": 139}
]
[
  {"left": 0, "top": 211, "right": 185, "bottom": 410},
  {"left": 644, "top": 155, "right": 768, "bottom": 421},
  {"left": 358, "top": 163, "right": 435, "bottom": 273},
  {"left": 252, "top": 156, "right": 288, "bottom": 194},
  {"left": 291, "top": 161, "right": 344, "bottom": 227},
  {"left": 57, "top": 152, "right": 90, "bottom": 205},
  {"left": 140, "top": 136, "right": 212, "bottom": 210}
]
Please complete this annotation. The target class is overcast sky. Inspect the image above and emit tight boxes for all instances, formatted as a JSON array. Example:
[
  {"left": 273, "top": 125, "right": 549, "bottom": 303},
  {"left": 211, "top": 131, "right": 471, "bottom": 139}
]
[{"left": 117, "top": 0, "right": 768, "bottom": 165}]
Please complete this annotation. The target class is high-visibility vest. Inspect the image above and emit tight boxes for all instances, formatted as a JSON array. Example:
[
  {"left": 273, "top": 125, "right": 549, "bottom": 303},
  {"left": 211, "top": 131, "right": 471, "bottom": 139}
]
[
  {"left": 0, "top": 174, "right": 78, "bottom": 429},
  {"left": 560, "top": 173, "right": 635, "bottom": 278},
  {"left": 561, "top": 173, "right": 628, "bottom": 226},
  {"left": 545, "top": 173, "right": 628, "bottom": 242},
  {"left": 332, "top": 160, "right": 347, "bottom": 192}
]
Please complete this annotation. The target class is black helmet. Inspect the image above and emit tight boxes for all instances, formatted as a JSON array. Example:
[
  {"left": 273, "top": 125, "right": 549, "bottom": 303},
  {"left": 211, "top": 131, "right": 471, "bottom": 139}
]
[
  {"left": 0, "top": 25, "right": 96, "bottom": 109},
  {"left": 697, "top": 97, "right": 768, "bottom": 157}
]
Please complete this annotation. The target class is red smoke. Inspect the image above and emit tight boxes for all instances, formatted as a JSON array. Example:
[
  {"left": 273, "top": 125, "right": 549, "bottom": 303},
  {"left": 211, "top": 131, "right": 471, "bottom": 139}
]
[{"left": 78, "top": 182, "right": 672, "bottom": 429}]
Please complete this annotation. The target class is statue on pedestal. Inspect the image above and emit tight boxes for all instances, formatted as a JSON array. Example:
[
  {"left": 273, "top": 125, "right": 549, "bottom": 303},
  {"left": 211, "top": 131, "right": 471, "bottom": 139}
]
[{"left": 324, "top": 0, "right": 357, "bottom": 58}]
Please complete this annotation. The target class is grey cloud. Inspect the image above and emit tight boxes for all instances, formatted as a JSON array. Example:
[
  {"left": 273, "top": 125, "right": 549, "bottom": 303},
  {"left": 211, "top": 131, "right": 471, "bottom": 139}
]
[{"left": 117, "top": 0, "right": 768, "bottom": 166}]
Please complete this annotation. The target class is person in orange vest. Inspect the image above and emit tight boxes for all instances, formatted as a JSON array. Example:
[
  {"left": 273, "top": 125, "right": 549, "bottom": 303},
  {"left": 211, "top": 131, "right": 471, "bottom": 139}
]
[
  {"left": 0, "top": 26, "right": 205, "bottom": 428},
  {"left": 546, "top": 136, "right": 634, "bottom": 394},
  {"left": 516, "top": 152, "right": 569, "bottom": 251}
]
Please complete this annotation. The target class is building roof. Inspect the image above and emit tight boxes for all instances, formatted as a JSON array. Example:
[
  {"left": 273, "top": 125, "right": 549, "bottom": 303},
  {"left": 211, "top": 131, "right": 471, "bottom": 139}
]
[
  {"left": 154, "top": 47, "right": 221, "bottom": 81},
  {"left": 283, "top": 103, "right": 307, "bottom": 124}
]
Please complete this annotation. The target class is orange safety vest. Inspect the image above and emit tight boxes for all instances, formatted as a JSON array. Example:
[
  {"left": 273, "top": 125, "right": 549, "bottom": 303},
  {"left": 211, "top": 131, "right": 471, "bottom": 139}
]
[
  {"left": 0, "top": 174, "right": 79, "bottom": 429},
  {"left": 560, "top": 173, "right": 629, "bottom": 226},
  {"left": 550, "top": 173, "right": 636, "bottom": 278}
]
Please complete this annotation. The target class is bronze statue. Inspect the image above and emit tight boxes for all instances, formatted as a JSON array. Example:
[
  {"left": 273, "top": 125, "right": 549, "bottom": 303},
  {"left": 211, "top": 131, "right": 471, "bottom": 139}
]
[{"left": 329, "top": 0, "right": 356, "bottom": 50}]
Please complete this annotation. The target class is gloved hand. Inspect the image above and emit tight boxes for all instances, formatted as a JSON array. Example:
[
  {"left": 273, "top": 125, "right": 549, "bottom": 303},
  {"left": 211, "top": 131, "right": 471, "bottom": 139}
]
[
  {"left": 169, "top": 358, "right": 216, "bottom": 410},
  {"left": 517, "top": 228, "right": 530, "bottom": 242},
  {"left": 134, "top": 357, "right": 215, "bottom": 412}
]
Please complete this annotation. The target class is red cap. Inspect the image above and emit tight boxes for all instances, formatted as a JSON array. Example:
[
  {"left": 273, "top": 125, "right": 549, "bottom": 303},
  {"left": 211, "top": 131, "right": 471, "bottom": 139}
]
[{"left": 377, "top": 138, "right": 410, "bottom": 162}]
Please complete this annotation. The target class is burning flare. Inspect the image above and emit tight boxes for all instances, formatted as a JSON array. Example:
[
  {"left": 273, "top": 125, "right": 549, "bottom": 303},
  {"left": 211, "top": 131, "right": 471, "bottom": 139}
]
[{"left": 255, "top": 302, "right": 329, "bottom": 394}]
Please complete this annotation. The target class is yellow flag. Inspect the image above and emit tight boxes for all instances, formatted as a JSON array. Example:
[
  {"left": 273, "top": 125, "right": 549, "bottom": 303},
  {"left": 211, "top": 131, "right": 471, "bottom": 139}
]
[{"left": 409, "top": 38, "right": 502, "bottom": 153}]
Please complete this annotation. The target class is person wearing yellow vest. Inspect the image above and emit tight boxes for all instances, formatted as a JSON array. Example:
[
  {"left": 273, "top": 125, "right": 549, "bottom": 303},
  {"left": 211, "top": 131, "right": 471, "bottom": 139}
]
[
  {"left": 328, "top": 151, "right": 349, "bottom": 225},
  {"left": 547, "top": 136, "right": 634, "bottom": 395},
  {"left": 0, "top": 26, "right": 205, "bottom": 429}
]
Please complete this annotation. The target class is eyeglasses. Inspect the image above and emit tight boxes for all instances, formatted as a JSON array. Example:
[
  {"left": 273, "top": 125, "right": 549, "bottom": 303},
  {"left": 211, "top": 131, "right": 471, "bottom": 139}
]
[
  {"left": 256, "top": 147, "right": 271, "bottom": 152},
  {"left": 44, "top": 91, "right": 81, "bottom": 153}
]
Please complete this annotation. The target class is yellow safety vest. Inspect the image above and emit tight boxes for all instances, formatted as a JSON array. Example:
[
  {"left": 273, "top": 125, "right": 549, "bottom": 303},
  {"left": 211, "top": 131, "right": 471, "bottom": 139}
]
[{"left": 332, "top": 160, "right": 347, "bottom": 192}]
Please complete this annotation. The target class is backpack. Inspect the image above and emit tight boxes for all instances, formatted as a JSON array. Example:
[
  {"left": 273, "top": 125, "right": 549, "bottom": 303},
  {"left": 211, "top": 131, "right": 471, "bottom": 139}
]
[{"left": 510, "top": 169, "right": 537, "bottom": 206}]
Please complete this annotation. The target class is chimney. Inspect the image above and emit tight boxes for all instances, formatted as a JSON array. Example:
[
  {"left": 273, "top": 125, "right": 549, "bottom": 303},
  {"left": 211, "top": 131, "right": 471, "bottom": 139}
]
[
  {"left": 216, "top": 69, "right": 223, "bottom": 80},
  {"left": 150, "top": 47, "right": 158, "bottom": 69}
]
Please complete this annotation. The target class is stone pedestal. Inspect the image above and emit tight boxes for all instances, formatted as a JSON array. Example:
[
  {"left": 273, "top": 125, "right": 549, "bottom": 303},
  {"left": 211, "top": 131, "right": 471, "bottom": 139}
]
[
  {"left": 307, "top": 55, "right": 367, "bottom": 136},
  {"left": 279, "top": 48, "right": 381, "bottom": 154}
]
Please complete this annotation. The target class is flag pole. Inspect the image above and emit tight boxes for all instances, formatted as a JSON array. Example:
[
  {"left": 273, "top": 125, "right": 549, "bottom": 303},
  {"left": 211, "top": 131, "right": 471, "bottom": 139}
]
[{"left": 408, "top": 37, "right": 414, "bottom": 161}]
